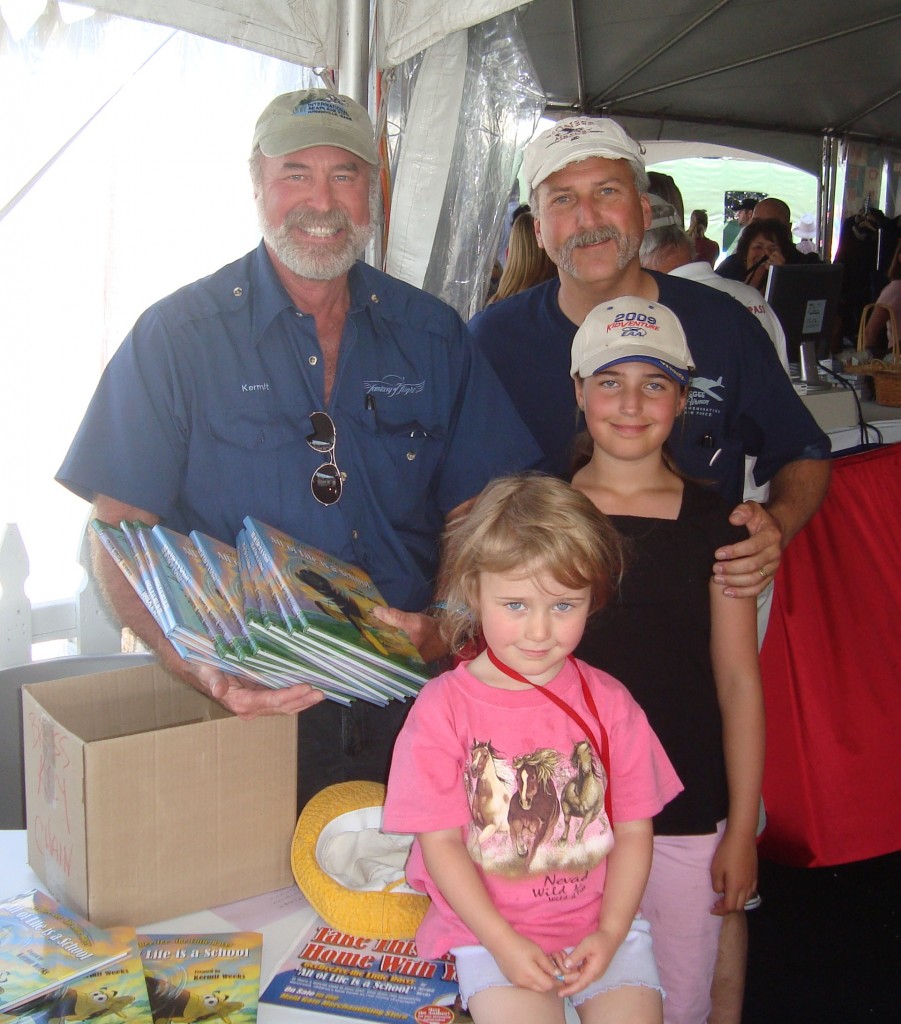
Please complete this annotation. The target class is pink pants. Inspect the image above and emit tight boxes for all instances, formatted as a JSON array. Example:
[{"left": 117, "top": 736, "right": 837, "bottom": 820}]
[{"left": 640, "top": 822, "right": 726, "bottom": 1024}]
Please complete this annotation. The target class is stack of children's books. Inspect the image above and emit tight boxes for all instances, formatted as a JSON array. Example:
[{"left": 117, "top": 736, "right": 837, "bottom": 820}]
[
  {"left": 91, "top": 516, "right": 428, "bottom": 706},
  {"left": 0, "top": 890, "right": 262, "bottom": 1024}
]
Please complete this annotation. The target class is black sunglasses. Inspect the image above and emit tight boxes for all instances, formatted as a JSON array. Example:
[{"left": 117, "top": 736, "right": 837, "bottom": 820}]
[{"left": 306, "top": 411, "right": 342, "bottom": 506}]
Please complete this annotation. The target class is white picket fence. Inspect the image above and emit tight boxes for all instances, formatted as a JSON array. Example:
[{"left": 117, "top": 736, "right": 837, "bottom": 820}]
[{"left": 0, "top": 522, "right": 122, "bottom": 669}]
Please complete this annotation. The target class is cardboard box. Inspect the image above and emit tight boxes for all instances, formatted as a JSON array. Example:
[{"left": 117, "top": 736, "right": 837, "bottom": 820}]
[{"left": 22, "top": 663, "right": 297, "bottom": 927}]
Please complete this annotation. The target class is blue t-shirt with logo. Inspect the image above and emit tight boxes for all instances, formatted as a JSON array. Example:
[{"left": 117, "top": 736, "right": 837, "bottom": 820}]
[{"left": 469, "top": 272, "right": 830, "bottom": 505}]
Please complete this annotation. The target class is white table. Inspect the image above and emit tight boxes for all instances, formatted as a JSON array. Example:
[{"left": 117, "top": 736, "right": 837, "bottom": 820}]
[
  {"left": 0, "top": 831, "right": 340, "bottom": 1024},
  {"left": 2, "top": 831, "right": 581, "bottom": 1024}
]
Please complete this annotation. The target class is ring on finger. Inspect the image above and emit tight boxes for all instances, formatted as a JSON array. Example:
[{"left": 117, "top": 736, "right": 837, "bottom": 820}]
[{"left": 758, "top": 567, "right": 769, "bottom": 579}]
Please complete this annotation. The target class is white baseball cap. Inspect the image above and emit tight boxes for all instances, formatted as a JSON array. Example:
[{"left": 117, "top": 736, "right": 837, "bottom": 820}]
[
  {"left": 523, "top": 116, "right": 645, "bottom": 195},
  {"left": 571, "top": 296, "right": 695, "bottom": 385}
]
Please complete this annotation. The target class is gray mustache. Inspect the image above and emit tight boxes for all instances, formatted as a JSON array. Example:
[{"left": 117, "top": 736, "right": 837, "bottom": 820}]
[{"left": 560, "top": 226, "right": 623, "bottom": 259}]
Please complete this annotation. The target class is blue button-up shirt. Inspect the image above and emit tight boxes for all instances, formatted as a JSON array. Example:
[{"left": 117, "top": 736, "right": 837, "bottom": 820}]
[{"left": 58, "top": 244, "right": 542, "bottom": 609}]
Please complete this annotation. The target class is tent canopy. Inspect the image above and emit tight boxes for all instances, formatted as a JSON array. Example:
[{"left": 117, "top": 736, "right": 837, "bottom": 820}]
[
  {"left": 62, "top": 0, "right": 901, "bottom": 175},
  {"left": 518, "top": 0, "right": 901, "bottom": 175}
]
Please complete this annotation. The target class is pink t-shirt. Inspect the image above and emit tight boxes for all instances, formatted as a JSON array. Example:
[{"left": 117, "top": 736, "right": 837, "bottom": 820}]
[{"left": 382, "top": 658, "right": 683, "bottom": 958}]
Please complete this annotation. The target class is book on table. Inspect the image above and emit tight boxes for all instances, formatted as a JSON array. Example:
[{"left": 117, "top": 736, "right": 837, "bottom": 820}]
[
  {"left": 136, "top": 933, "right": 262, "bottom": 1024},
  {"left": 260, "top": 918, "right": 470, "bottom": 1022},
  {"left": 0, "top": 889, "right": 128, "bottom": 1016}
]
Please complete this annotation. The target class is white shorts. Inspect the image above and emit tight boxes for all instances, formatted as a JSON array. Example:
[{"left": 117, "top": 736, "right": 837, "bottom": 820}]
[{"left": 451, "top": 914, "right": 662, "bottom": 1009}]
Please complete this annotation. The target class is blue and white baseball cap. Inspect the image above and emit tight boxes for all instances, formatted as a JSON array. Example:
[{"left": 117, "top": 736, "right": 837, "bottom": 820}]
[{"left": 571, "top": 296, "right": 695, "bottom": 385}]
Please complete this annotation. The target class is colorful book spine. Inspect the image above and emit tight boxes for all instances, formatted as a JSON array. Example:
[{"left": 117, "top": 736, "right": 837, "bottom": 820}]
[{"left": 152, "top": 525, "right": 254, "bottom": 662}]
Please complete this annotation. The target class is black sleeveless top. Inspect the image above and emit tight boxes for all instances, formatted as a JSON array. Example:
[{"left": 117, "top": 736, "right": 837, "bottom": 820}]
[{"left": 576, "top": 480, "right": 748, "bottom": 835}]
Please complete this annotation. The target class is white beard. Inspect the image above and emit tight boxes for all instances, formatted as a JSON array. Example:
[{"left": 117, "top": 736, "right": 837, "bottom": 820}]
[{"left": 258, "top": 202, "right": 374, "bottom": 281}]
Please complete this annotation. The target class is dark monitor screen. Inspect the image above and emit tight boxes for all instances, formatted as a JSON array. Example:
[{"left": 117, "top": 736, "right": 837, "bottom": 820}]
[{"left": 764, "top": 263, "right": 844, "bottom": 363}]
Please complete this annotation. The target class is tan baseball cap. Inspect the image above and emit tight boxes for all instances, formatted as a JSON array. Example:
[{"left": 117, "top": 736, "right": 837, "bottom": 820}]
[
  {"left": 252, "top": 89, "right": 377, "bottom": 164},
  {"left": 571, "top": 296, "right": 695, "bottom": 385},
  {"left": 523, "top": 116, "right": 645, "bottom": 194}
]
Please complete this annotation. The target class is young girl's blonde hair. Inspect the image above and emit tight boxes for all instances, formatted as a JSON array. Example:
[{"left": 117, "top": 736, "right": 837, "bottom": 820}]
[{"left": 437, "top": 473, "right": 625, "bottom": 653}]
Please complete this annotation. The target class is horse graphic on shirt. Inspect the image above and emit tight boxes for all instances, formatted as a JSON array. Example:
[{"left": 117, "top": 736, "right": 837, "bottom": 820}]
[
  {"left": 507, "top": 748, "right": 561, "bottom": 866},
  {"left": 468, "top": 739, "right": 512, "bottom": 843}
]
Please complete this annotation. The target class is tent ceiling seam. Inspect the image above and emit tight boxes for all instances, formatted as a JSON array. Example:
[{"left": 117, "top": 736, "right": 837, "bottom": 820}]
[
  {"left": 599, "top": 12, "right": 901, "bottom": 107},
  {"left": 830, "top": 85, "right": 901, "bottom": 136},
  {"left": 569, "top": 0, "right": 586, "bottom": 111},
  {"left": 588, "top": 0, "right": 734, "bottom": 108},
  {"left": 584, "top": 105, "right": 898, "bottom": 149}
]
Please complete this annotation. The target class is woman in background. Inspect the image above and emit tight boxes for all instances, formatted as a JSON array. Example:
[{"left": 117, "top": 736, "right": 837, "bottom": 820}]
[
  {"left": 735, "top": 218, "right": 794, "bottom": 295},
  {"left": 487, "top": 212, "right": 557, "bottom": 305},
  {"left": 687, "top": 210, "right": 720, "bottom": 267}
]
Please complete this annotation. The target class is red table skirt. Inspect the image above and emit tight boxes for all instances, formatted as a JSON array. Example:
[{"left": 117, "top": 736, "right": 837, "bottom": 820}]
[{"left": 759, "top": 444, "right": 901, "bottom": 867}]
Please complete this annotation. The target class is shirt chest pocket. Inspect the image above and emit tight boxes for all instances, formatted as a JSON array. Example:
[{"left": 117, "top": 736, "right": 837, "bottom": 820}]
[
  {"left": 199, "top": 406, "right": 311, "bottom": 525},
  {"left": 358, "top": 415, "right": 444, "bottom": 475},
  {"left": 348, "top": 413, "right": 447, "bottom": 524}
]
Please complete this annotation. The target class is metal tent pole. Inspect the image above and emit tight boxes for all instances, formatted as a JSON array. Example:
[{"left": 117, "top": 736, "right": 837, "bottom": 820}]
[{"left": 337, "top": 0, "right": 369, "bottom": 105}]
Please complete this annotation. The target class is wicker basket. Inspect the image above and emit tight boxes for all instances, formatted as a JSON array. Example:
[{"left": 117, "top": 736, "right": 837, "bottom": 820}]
[{"left": 842, "top": 303, "right": 901, "bottom": 406}]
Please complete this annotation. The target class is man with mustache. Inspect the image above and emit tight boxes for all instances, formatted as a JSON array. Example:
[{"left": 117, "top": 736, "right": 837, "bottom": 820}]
[
  {"left": 471, "top": 116, "right": 830, "bottom": 601},
  {"left": 57, "top": 89, "right": 540, "bottom": 805}
]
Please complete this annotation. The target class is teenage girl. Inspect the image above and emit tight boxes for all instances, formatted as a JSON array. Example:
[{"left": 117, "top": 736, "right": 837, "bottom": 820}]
[
  {"left": 383, "top": 473, "right": 683, "bottom": 1024},
  {"left": 569, "top": 296, "right": 765, "bottom": 1024}
]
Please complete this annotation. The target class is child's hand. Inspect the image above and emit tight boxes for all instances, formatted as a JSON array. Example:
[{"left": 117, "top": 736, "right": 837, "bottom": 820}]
[
  {"left": 710, "top": 829, "right": 758, "bottom": 914},
  {"left": 552, "top": 927, "right": 621, "bottom": 997},
  {"left": 489, "top": 933, "right": 562, "bottom": 994}
]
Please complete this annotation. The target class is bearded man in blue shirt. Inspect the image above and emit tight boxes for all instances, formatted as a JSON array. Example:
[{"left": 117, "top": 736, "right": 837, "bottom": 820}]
[{"left": 58, "top": 89, "right": 541, "bottom": 806}]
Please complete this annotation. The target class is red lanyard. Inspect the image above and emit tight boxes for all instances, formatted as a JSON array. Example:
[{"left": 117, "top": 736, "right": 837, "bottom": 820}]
[{"left": 485, "top": 649, "right": 613, "bottom": 825}]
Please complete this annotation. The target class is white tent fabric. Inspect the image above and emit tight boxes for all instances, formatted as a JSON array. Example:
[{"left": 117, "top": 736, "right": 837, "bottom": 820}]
[
  {"left": 34, "top": 0, "right": 523, "bottom": 71},
  {"left": 65, "top": 0, "right": 336, "bottom": 66},
  {"left": 384, "top": 31, "right": 468, "bottom": 288},
  {"left": 377, "top": 0, "right": 522, "bottom": 67},
  {"left": 10, "top": 0, "right": 894, "bottom": 173}
]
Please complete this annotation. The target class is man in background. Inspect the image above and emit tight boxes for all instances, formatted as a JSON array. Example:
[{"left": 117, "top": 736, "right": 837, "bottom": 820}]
[
  {"left": 717, "top": 196, "right": 822, "bottom": 280},
  {"left": 722, "top": 196, "right": 756, "bottom": 252}
]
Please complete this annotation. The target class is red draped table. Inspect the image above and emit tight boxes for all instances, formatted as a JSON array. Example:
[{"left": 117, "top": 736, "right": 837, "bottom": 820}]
[{"left": 759, "top": 444, "right": 901, "bottom": 866}]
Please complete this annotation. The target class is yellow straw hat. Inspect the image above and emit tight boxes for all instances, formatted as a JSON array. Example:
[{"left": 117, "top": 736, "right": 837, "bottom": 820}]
[{"left": 291, "top": 781, "right": 429, "bottom": 940}]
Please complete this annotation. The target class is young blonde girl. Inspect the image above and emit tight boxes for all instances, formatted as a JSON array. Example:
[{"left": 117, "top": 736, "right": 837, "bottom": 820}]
[
  {"left": 569, "top": 297, "right": 766, "bottom": 1024},
  {"left": 383, "top": 474, "right": 682, "bottom": 1024}
]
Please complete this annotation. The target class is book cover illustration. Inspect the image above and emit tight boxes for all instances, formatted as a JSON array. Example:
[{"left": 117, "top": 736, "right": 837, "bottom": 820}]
[
  {"left": 93, "top": 519, "right": 424, "bottom": 705},
  {"left": 2, "top": 927, "right": 155, "bottom": 1024},
  {"left": 0, "top": 890, "right": 127, "bottom": 1015},
  {"left": 136, "top": 933, "right": 262, "bottom": 1024},
  {"left": 235, "top": 534, "right": 382, "bottom": 705},
  {"left": 117, "top": 521, "right": 166, "bottom": 627},
  {"left": 260, "top": 921, "right": 470, "bottom": 1023},
  {"left": 243, "top": 518, "right": 427, "bottom": 687}
]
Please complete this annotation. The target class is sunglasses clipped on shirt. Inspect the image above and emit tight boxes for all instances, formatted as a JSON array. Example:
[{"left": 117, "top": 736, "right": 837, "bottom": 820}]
[{"left": 306, "top": 411, "right": 342, "bottom": 506}]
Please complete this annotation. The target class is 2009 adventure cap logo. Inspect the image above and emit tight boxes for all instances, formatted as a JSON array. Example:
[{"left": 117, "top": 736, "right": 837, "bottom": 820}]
[
  {"left": 608, "top": 312, "right": 660, "bottom": 338},
  {"left": 570, "top": 297, "right": 694, "bottom": 384}
]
